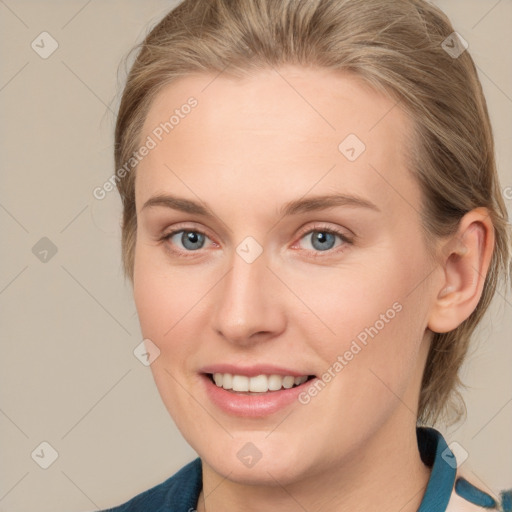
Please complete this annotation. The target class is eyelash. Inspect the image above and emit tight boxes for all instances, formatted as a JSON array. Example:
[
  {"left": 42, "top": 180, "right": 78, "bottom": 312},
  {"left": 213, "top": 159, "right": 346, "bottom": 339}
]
[{"left": 159, "top": 223, "right": 353, "bottom": 259}]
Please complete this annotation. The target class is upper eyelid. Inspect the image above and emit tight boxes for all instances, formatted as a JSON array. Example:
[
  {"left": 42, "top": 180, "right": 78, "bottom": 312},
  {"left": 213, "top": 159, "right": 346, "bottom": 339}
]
[
  {"left": 296, "top": 223, "right": 351, "bottom": 238},
  {"left": 163, "top": 222, "right": 216, "bottom": 242}
]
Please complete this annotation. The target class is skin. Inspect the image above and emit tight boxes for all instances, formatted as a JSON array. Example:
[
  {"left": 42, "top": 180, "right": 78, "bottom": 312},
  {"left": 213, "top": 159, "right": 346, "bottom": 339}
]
[{"left": 132, "top": 66, "right": 494, "bottom": 512}]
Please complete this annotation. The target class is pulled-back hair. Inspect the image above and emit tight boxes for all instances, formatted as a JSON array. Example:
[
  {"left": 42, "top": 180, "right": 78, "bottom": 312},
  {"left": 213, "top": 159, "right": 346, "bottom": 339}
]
[{"left": 114, "top": 0, "right": 511, "bottom": 426}]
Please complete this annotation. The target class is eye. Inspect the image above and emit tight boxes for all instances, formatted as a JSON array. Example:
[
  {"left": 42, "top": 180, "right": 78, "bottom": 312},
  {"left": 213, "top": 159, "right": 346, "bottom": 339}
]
[
  {"left": 296, "top": 225, "right": 352, "bottom": 254},
  {"left": 160, "top": 223, "right": 353, "bottom": 258},
  {"left": 163, "top": 229, "right": 211, "bottom": 252}
]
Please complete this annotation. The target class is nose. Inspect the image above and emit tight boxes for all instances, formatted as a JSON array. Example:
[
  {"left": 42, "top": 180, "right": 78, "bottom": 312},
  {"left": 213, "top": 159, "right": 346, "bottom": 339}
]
[{"left": 211, "top": 247, "right": 286, "bottom": 347}]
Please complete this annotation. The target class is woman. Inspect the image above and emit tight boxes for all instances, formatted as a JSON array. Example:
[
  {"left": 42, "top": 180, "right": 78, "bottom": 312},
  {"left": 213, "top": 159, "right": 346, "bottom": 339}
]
[{"left": 103, "top": 0, "right": 511, "bottom": 510}]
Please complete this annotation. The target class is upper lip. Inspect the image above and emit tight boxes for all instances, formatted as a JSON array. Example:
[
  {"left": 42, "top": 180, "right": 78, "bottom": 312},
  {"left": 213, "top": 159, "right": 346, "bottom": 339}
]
[{"left": 199, "top": 364, "right": 314, "bottom": 378}]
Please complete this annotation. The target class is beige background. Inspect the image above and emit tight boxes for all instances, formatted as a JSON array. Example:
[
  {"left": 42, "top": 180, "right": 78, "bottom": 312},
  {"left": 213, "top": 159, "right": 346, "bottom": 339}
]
[{"left": 0, "top": 1, "right": 511, "bottom": 510}]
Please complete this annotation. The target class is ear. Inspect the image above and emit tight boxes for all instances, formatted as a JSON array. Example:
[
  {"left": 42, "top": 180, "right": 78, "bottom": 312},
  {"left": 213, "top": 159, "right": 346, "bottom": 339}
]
[{"left": 427, "top": 207, "right": 495, "bottom": 334}]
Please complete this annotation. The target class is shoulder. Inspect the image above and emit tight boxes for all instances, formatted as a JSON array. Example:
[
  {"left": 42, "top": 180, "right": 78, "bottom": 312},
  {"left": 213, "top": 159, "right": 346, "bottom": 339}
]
[
  {"left": 99, "top": 457, "right": 202, "bottom": 512},
  {"left": 446, "top": 470, "right": 512, "bottom": 512}
]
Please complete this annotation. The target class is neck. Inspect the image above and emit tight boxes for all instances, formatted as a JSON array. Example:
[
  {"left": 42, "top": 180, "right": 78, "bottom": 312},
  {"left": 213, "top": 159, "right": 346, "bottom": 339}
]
[{"left": 197, "top": 411, "right": 431, "bottom": 512}]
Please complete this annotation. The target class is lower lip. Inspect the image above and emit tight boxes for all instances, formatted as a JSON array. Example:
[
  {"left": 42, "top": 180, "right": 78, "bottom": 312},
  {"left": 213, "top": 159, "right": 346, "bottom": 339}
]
[{"left": 201, "top": 374, "right": 315, "bottom": 417}]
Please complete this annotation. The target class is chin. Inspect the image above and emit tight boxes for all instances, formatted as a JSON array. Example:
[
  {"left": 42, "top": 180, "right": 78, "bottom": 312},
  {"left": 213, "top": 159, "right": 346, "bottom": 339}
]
[{"left": 199, "top": 439, "right": 312, "bottom": 485}]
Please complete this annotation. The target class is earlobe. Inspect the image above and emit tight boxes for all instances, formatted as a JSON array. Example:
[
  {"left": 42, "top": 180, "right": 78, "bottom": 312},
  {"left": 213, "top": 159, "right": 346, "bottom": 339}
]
[{"left": 427, "top": 208, "right": 495, "bottom": 334}]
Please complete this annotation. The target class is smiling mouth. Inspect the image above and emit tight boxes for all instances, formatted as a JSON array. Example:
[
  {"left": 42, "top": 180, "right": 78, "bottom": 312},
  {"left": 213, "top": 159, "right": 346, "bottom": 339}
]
[{"left": 206, "top": 373, "right": 316, "bottom": 393}]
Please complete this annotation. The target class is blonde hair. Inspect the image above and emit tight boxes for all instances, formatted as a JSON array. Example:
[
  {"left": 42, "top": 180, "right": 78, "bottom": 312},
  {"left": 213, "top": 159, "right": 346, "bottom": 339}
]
[{"left": 114, "top": 0, "right": 511, "bottom": 426}]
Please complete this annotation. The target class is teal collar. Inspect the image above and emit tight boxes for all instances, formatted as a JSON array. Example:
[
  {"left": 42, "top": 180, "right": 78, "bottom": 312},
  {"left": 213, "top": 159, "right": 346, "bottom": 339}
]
[{"left": 416, "top": 426, "right": 456, "bottom": 512}]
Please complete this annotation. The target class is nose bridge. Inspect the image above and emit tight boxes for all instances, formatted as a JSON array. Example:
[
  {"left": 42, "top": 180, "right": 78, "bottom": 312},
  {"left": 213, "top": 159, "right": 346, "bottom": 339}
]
[
  {"left": 211, "top": 241, "right": 283, "bottom": 343},
  {"left": 221, "top": 246, "right": 268, "bottom": 320}
]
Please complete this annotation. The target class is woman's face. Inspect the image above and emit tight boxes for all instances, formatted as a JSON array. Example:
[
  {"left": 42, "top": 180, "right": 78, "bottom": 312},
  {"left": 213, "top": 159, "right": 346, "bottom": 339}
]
[{"left": 133, "top": 66, "right": 439, "bottom": 484}]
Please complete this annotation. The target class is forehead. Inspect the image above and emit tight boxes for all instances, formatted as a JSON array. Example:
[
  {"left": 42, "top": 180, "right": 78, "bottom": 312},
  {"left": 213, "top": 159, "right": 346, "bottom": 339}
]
[
  {"left": 141, "top": 65, "right": 411, "bottom": 143},
  {"left": 136, "top": 65, "right": 418, "bottom": 216}
]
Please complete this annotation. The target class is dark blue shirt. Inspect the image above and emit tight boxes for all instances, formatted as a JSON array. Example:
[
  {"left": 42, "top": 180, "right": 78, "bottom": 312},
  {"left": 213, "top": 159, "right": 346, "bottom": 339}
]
[{"left": 101, "top": 427, "right": 511, "bottom": 512}]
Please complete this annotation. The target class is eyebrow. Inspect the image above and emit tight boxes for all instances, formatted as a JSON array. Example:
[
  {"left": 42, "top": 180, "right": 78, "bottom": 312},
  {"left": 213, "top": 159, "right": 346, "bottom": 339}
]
[{"left": 141, "top": 193, "right": 380, "bottom": 217}]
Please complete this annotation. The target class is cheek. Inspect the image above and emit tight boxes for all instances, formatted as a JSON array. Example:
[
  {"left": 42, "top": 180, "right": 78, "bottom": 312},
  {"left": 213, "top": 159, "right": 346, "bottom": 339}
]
[
  {"left": 133, "top": 238, "right": 200, "bottom": 330},
  {"left": 291, "top": 247, "right": 430, "bottom": 400},
  {"left": 133, "top": 272, "right": 173, "bottom": 342},
  {"left": 133, "top": 251, "right": 209, "bottom": 432},
  {"left": 279, "top": 255, "right": 417, "bottom": 355},
  {"left": 133, "top": 246, "right": 195, "bottom": 361}
]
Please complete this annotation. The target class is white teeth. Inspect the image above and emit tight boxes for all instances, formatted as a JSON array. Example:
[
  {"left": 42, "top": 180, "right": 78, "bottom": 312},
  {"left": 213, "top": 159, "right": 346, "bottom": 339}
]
[
  {"left": 282, "top": 376, "right": 295, "bottom": 389},
  {"left": 268, "top": 374, "right": 283, "bottom": 391},
  {"left": 222, "top": 373, "right": 232, "bottom": 390},
  {"left": 249, "top": 374, "right": 268, "bottom": 392},
  {"left": 232, "top": 375, "right": 249, "bottom": 392},
  {"left": 212, "top": 373, "right": 309, "bottom": 392}
]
